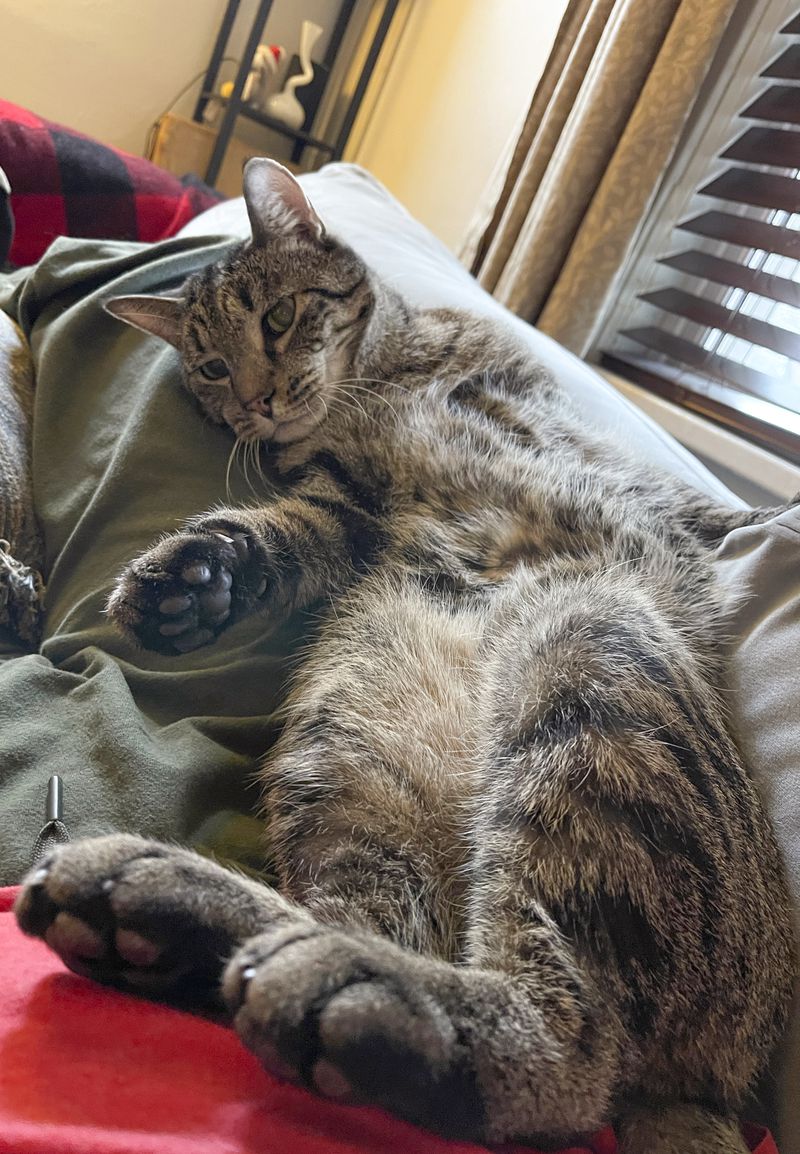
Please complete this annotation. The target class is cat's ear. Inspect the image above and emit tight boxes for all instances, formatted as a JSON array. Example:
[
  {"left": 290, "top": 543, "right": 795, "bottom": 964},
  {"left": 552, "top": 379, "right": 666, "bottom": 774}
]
[
  {"left": 104, "top": 295, "right": 183, "bottom": 347},
  {"left": 243, "top": 158, "right": 325, "bottom": 246}
]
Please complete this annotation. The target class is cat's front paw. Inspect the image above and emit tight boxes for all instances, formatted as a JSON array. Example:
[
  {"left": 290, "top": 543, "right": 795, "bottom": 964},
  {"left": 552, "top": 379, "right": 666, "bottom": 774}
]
[
  {"left": 223, "top": 925, "right": 484, "bottom": 1139},
  {"left": 107, "top": 521, "right": 268, "bottom": 653},
  {"left": 14, "top": 834, "right": 275, "bottom": 1004}
]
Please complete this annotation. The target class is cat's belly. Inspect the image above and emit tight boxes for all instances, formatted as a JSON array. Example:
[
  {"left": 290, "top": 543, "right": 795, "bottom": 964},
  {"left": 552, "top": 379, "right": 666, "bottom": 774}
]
[{"left": 478, "top": 525, "right": 547, "bottom": 581}]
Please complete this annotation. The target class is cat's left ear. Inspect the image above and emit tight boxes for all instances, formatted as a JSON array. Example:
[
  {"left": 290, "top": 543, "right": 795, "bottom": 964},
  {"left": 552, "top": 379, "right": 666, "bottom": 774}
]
[
  {"left": 243, "top": 158, "right": 325, "bottom": 246},
  {"left": 104, "top": 295, "right": 183, "bottom": 347}
]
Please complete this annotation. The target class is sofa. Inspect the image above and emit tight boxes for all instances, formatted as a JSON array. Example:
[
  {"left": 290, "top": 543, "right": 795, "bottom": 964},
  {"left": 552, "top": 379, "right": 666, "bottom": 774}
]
[{"left": 0, "top": 162, "right": 796, "bottom": 1154}]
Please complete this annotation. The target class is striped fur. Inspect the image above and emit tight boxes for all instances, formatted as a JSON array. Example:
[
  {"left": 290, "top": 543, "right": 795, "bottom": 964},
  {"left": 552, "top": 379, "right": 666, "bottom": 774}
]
[
  {"left": 33, "top": 161, "right": 795, "bottom": 1152},
  {"left": 0, "top": 312, "right": 43, "bottom": 643}
]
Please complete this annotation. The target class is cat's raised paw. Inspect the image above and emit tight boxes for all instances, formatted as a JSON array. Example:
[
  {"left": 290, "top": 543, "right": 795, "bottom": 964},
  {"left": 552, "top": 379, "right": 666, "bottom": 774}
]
[
  {"left": 107, "top": 521, "right": 268, "bottom": 653},
  {"left": 223, "top": 925, "right": 485, "bottom": 1139}
]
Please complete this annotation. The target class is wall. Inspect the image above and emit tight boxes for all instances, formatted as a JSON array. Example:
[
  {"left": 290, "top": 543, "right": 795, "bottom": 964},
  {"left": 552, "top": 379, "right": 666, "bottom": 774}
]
[
  {"left": 351, "top": 0, "right": 569, "bottom": 252},
  {"left": 0, "top": 0, "right": 567, "bottom": 252},
  {"left": 0, "top": 0, "right": 342, "bottom": 157}
]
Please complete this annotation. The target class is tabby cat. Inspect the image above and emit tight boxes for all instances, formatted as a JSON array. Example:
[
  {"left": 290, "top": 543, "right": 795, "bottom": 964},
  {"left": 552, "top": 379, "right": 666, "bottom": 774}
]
[{"left": 15, "top": 160, "right": 796, "bottom": 1154}]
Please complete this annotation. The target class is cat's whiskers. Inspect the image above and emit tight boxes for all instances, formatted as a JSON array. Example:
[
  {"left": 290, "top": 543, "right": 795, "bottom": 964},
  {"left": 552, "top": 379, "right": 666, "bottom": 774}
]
[
  {"left": 331, "top": 389, "right": 400, "bottom": 428},
  {"left": 329, "top": 375, "right": 413, "bottom": 395},
  {"left": 244, "top": 439, "right": 265, "bottom": 497},
  {"left": 314, "top": 393, "right": 330, "bottom": 422},
  {"left": 336, "top": 393, "right": 371, "bottom": 424},
  {"left": 251, "top": 439, "right": 268, "bottom": 490},
  {"left": 332, "top": 378, "right": 407, "bottom": 421},
  {"left": 224, "top": 438, "right": 240, "bottom": 501},
  {"left": 237, "top": 438, "right": 256, "bottom": 498},
  {"left": 225, "top": 436, "right": 253, "bottom": 500},
  {"left": 223, "top": 433, "right": 266, "bottom": 499},
  {"left": 250, "top": 438, "right": 269, "bottom": 492}
]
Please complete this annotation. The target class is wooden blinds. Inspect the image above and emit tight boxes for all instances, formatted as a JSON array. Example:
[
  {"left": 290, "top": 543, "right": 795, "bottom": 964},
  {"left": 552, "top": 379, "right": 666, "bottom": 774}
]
[{"left": 602, "top": 8, "right": 800, "bottom": 461}]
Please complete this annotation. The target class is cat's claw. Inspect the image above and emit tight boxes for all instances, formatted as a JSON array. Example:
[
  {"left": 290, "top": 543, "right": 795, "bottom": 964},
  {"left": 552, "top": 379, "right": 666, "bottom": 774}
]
[{"left": 107, "top": 521, "right": 268, "bottom": 654}]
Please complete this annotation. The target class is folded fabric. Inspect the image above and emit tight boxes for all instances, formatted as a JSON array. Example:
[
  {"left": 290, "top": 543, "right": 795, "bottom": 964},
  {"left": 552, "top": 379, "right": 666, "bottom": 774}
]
[
  {"left": 0, "top": 888, "right": 777, "bottom": 1154},
  {"left": 0, "top": 100, "right": 223, "bottom": 267}
]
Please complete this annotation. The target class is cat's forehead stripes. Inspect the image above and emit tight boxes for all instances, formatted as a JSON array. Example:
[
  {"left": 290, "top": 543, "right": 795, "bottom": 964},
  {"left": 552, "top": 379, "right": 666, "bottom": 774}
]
[
  {"left": 306, "top": 275, "right": 366, "bottom": 302},
  {"left": 187, "top": 322, "right": 207, "bottom": 354},
  {"left": 237, "top": 283, "right": 255, "bottom": 312}
]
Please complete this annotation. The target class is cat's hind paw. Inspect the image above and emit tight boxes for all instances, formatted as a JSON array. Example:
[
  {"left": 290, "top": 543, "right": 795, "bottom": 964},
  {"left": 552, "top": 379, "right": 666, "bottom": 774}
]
[
  {"left": 107, "top": 521, "right": 268, "bottom": 653},
  {"left": 14, "top": 834, "right": 272, "bottom": 1004},
  {"left": 223, "top": 924, "right": 485, "bottom": 1139}
]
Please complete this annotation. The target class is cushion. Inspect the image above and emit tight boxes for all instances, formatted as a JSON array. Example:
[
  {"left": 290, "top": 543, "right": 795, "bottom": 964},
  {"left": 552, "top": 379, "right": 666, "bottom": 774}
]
[
  {"left": 716, "top": 513, "right": 800, "bottom": 1151},
  {"left": 0, "top": 99, "right": 223, "bottom": 267}
]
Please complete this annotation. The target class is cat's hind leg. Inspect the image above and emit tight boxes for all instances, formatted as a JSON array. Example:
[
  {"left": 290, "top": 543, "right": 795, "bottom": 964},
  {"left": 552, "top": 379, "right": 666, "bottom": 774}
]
[
  {"left": 462, "top": 563, "right": 790, "bottom": 1150},
  {"left": 220, "top": 571, "right": 622, "bottom": 1141},
  {"left": 0, "top": 311, "right": 43, "bottom": 644},
  {"left": 225, "top": 563, "right": 791, "bottom": 1147},
  {"left": 259, "top": 569, "right": 487, "bottom": 957},
  {"left": 617, "top": 1105, "right": 750, "bottom": 1154}
]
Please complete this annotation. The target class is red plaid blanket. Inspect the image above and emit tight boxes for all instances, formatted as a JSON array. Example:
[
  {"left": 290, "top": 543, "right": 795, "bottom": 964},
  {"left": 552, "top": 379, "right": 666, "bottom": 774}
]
[{"left": 0, "top": 99, "right": 223, "bottom": 266}]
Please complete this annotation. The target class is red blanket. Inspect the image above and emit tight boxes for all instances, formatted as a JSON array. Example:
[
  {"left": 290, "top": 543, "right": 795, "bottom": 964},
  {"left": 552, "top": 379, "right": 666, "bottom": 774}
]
[{"left": 0, "top": 887, "right": 776, "bottom": 1154}]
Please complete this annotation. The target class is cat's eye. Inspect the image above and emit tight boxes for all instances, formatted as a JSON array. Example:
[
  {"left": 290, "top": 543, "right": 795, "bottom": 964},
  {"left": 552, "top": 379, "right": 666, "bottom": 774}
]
[
  {"left": 264, "top": 296, "right": 296, "bottom": 336},
  {"left": 198, "top": 358, "right": 229, "bottom": 381}
]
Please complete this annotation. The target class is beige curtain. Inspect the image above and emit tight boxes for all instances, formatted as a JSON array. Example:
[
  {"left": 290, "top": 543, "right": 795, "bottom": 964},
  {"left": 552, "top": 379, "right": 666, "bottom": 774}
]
[{"left": 469, "top": 0, "right": 739, "bottom": 356}]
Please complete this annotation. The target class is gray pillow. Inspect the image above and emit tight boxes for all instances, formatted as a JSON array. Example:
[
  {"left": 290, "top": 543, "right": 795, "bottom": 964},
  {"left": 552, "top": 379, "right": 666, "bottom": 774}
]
[{"left": 717, "top": 511, "right": 800, "bottom": 1152}]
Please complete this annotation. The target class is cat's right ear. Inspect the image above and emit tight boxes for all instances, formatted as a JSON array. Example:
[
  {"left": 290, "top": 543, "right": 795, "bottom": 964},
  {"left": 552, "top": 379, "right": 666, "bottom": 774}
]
[
  {"left": 104, "top": 295, "right": 183, "bottom": 347},
  {"left": 243, "top": 157, "right": 325, "bottom": 246}
]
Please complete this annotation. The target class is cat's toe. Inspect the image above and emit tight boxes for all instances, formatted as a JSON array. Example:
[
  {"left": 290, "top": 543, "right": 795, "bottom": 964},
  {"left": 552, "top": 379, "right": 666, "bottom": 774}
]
[
  {"left": 45, "top": 910, "right": 105, "bottom": 961},
  {"left": 15, "top": 836, "right": 166, "bottom": 984},
  {"left": 191, "top": 521, "right": 269, "bottom": 605},
  {"left": 224, "top": 927, "right": 483, "bottom": 1138}
]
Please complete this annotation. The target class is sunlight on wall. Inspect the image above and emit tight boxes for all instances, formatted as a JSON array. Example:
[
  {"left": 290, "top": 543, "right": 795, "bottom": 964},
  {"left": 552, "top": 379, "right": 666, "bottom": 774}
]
[
  {"left": 0, "top": 0, "right": 567, "bottom": 253},
  {"left": 351, "top": 0, "right": 569, "bottom": 252}
]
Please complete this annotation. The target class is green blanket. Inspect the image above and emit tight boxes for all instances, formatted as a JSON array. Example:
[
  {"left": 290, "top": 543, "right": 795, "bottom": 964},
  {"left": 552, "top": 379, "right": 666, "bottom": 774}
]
[{"left": 0, "top": 236, "right": 308, "bottom": 884}]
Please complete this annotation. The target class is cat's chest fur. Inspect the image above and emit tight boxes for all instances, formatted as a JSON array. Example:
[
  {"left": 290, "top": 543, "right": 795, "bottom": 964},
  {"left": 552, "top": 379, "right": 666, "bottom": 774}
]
[{"left": 277, "top": 375, "right": 633, "bottom": 586}]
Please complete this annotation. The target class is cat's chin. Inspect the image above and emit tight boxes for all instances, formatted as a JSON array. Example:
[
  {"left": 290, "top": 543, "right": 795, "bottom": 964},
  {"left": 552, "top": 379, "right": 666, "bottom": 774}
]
[
  {"left": 270, "top": 402, "right": 326, "bottom": 444},
  {"left": 271, "top": 410, "right": 323, "bottom": 444}
]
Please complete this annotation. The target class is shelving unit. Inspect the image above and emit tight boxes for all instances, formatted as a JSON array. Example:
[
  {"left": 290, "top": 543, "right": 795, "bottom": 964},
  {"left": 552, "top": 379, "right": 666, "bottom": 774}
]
[{"left": 193, "top": 0, "right": 399, "bottom": 185}]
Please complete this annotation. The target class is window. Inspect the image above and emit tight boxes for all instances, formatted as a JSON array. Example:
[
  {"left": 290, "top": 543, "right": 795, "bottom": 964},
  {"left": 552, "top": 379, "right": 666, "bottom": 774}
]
[{"left": 598, "top": 0, "right": 800, "bottom": 462}]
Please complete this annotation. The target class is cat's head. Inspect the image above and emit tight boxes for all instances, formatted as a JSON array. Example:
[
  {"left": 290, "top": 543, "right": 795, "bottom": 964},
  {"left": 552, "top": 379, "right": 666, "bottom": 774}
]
[{"left": 105, "top": 159, "right": 372, "bottom": 445}]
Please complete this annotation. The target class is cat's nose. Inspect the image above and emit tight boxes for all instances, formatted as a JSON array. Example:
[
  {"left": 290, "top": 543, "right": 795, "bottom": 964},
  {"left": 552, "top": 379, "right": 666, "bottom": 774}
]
[{"left": 244, "top": 392, "right": 274, "bottom": 416}]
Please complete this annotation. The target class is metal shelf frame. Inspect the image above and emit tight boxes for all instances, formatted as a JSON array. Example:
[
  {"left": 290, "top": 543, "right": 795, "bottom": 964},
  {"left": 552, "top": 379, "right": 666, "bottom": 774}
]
[{"left": 193, "top": 0, "right": 399, "bottom": 184}]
